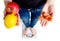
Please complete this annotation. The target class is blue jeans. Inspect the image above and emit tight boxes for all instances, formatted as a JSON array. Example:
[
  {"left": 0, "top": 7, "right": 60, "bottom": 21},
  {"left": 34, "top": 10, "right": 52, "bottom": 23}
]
[{"left": 19, "top": 4, "right": 45, "bottom": 28}]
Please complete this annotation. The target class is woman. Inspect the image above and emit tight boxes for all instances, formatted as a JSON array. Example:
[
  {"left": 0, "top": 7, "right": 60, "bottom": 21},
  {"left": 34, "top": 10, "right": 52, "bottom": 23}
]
[{"left": 4, "top": 0, "right": 54, "bottom": 37}]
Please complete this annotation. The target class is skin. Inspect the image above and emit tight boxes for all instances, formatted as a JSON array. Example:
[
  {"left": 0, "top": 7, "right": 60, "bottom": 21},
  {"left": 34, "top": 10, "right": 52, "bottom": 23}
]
[
  {"left": 23, "top": 0, "right": 54, "bottom": 36},
  {"left": 4, "top": 3, "right": 19, "bottom": 25},
  {"left": 4, "top": 0, "right": 54, "bottom": 36},
  {"left": 40, "top": 0, "right": 54, "bottom": 26}
]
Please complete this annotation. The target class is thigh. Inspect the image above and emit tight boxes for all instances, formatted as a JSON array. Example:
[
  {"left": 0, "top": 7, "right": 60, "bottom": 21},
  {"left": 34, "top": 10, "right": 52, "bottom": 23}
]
[
  {"left": 19, "top": 8, "right": 30, "bottom": 19},
  {"left": 31, "top": 4, "right": 45, "bottom": 18},
  {"left": 19, "top": 8, "right": 30, "bottom": 27},
  {"left": 30, "top": 4, "right": 45, "bottom": 27}
]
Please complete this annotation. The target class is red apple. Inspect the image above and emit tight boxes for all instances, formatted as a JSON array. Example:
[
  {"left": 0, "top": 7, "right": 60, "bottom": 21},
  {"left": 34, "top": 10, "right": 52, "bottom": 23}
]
[{"left": 6, "top": 2, "right": 19, "bottom": 13}]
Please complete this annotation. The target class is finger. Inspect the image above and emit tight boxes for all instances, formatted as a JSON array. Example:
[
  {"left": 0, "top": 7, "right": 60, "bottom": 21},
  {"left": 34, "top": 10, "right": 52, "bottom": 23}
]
[
  {"left": 50, "top": 12, "right": 53, "bottom": 17},
  {"left": 41, "top": 22, "right": 44, "bottom": 27},
  {"left": 43, "top": 20, "right": 47, "bottom": 26},
  {"left": 41, "top": 20, "right": 45, "bottom": 27},
  {"left": 40, "top": 20, "right": 43, "bottom": 24},
  {"left": 41, "top": 12, "right": 45, "bottom": 16},
  {"left": 40, "top": 20, "right": 43, "bottom": 26},
  {"left": 48, "top": 6, "right": 53, "bottom": 16},
  {"left": 44, "top": 21, "right": 48, "bottom": 26}
]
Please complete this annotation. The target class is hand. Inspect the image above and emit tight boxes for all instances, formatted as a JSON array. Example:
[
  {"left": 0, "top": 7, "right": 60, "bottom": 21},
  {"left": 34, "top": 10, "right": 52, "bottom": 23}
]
[
  {"left": 39, "top": 3, "right": 54, "bottom": 27},
  {"left": 40, "top": 18, "right": 48, "bottom": 27},
  {"left": 48, "top": 5, "right": 54, "bottom": 17},
  {"left": 39, "top": 12, "right": 48, "bottom": 27},
  {"left": 16, "top": 20, "right": 19, "bottom": 26},
  {"left": 15, "top": 13, "right": 20, "bottom": 26},
  {"left": 3, "top": 9, "right": 6, "bottom": 19}
]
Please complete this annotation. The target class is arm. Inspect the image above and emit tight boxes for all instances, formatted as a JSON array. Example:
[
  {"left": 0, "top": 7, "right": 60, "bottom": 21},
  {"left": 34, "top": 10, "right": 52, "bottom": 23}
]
[
  {"left": 4, "top": 0, "right": 12, "bottom": 19},
  {"left": 4, "top": 9, "right": 6, "bottom": 19},
  {"left": 47, "top": 0, "right": 54, "bottom": 6},
  {"left": 15, "top": 12, "right": 20, "bottom": 26},
  {"left": 40, "top": 0, "right": 54, "bottom": 26},
  {"left": 4, "top": 0, "right": 12, "bottom": 6},
  {"left": 42, "top": 0, "right": 54, "bottom": 12},
  {"left": 48, "top": 0, "right": 54, "bottom": 16}
]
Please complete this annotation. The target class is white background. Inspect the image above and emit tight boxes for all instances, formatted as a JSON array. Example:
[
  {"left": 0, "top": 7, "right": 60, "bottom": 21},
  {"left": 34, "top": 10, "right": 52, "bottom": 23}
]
[{"left": 0, "top": 0, "right": 60, "bottom": 41}]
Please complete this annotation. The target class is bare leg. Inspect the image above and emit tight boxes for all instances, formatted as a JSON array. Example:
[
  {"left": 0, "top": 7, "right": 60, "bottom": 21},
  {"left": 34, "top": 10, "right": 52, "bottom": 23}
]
[
  {"left": 30, "top": 28, "right": 36, "bottom": 36},
  {"left": 23, "top": 28, "right": 28, "bottom": 36}
]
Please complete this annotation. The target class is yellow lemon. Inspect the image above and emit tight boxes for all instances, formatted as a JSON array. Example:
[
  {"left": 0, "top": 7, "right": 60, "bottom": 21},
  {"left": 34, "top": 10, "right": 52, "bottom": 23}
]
[{"left": 4, "top": 14, "right": 17, "bottom": 29}]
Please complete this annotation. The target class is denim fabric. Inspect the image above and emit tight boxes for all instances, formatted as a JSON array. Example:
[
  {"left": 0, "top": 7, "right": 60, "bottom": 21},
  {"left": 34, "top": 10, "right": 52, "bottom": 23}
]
[{"left": 19, "top": 4, "right": 45, "bottom": 28}]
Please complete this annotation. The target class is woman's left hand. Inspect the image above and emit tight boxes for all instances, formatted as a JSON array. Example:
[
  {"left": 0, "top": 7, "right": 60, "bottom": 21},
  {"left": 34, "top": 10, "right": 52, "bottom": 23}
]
[{"left": 39, "top": 3, "right": 54, "bottom": 27}]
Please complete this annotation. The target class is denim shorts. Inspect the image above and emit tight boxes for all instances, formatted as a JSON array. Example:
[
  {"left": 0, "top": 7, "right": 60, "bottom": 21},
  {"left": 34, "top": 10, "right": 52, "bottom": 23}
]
[{"left": 19, "top": 4, "right": 45, "bottom": 28}]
